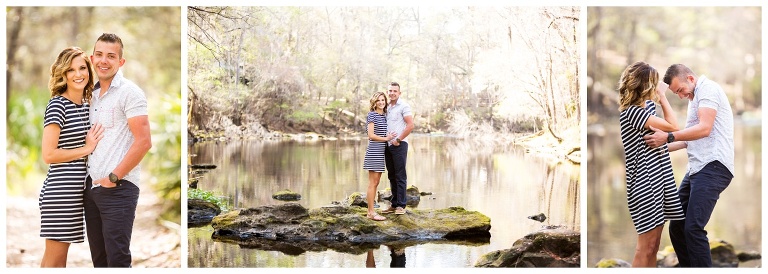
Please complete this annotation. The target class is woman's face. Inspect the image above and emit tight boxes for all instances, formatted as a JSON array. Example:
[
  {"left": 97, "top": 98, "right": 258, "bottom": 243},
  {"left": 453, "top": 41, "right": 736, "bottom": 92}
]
[
  {"left": 65, "top": 56, "right": 89, "bottom": 92},
  {"left": 376, "top": 94, "right": 386, "bottom": 110}
]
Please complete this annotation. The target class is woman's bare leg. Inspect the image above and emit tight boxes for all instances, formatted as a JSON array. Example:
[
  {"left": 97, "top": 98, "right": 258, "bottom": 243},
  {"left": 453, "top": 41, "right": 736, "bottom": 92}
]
[
  {"left": 632, "top": 225, "right": 664, "bottom": 267},
  {"left": 367, "top": 171, "right": 383, "bottom": 216},
  {"left": 40, "top": 239, "right": 70, "bottom": 267}
]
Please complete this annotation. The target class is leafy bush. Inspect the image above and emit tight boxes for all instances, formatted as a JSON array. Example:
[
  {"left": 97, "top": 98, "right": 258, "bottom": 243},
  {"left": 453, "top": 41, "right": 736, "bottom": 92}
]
[{"left": 188, "top": 188, "right": 230, "bottom": 211}]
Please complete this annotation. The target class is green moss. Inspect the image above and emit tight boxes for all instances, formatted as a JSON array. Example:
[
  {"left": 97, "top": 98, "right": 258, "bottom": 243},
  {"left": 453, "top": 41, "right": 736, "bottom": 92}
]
[
  {"left": 595, "top": 258, "right": 620, "bottom": 268},
  {"left": 346, "top": 192, "right": 364, "bottom": 205},
  {"left": 211, "top": 210, "right": 241, "bottom": 228}
]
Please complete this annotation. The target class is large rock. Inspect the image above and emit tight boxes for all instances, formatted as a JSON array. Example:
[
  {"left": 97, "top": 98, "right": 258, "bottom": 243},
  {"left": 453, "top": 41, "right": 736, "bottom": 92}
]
[
  {"left": 188, "top": 199, "right": 222, "bottom": 227},
  {"left": 474, "top": 227, "right": 580, "bottom": 267},
  {"left": 210, "top": 202, "right": 491, "bottom": 254}
]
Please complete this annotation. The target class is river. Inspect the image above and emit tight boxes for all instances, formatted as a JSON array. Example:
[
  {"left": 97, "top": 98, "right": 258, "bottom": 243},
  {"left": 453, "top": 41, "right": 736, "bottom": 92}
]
[{"left": 187, "top": 135, "right": 580, "bottom": 267}]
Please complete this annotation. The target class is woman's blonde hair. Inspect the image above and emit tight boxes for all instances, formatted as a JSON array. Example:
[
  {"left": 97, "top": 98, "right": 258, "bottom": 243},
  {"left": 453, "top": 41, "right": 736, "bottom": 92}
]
[
  {"left": 368, "top": 91, "right": 388, "bottom": 113},
  {"left": 618, "top": 61, "right": 659, "bottom": 111},
  {"left": 49, "top": 47, "right": 95, "bottom": 102}
]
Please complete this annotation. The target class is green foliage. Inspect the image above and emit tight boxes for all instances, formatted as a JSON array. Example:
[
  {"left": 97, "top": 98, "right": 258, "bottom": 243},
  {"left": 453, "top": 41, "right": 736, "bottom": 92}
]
[
  {"left": 146, "top": 90, "right": 183, "bottom": 223},
  {"left": 188, "top": 188, "right": 230, "bottom": 212},
  {"left": 288, "top": 110, "right": 318, "bottom": 122},
  {"left": 6, "top": 88, "right": 49, "bottom": 195}
]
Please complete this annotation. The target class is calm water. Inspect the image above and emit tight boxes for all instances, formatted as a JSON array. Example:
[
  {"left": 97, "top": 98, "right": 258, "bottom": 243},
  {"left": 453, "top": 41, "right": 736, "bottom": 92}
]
[
  {"left": 188, "top": 135, "right": 580, "bottom": 267},
  {"left": 587, "top": 121, "right": 762, "bottom": 267}
]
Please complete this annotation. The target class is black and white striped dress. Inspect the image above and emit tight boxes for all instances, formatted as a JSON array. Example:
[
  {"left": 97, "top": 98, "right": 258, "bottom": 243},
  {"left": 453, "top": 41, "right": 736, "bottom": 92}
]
[
  {"left": 363, "top": 111, "right": 387, "bottom": 172},
  {"left": 619, "top": 100, "right": 685, "bottom": 235},
  {"left": 39, "top": 96, "right": 90, "bottom": 243}
]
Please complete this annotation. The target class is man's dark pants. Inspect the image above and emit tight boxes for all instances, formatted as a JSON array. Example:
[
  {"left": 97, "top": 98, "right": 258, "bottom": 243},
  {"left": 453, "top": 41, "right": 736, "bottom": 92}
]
[
  {"left": 669, "top": 161, "right": 732, "bottom": 267},
  {"left": 385, "top": 142, "right": 408, "bottom": 209},
  {"left": 84, "top": 176, "right": 140, "bottom": 267}
]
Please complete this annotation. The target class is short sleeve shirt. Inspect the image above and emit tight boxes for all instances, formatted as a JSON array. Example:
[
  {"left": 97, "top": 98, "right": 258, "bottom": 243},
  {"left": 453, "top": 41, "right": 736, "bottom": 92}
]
[
  {"left": 386, "top": 99, "right": 413, "bottom": 145},
  {"left": 685, "top": 75, "right": 735, "bottom": 176},
  {"left": 88, "top": 72, "right": 149, "bottom": 187}
]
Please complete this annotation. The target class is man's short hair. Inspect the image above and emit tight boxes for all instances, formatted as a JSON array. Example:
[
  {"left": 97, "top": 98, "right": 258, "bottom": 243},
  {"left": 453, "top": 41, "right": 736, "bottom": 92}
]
[
  {"left": 389, "top": 82, "right": 400, "bottom": 88},
  {"left": 663, "top": 64, "right": 695, "bottom": 85},
  {"left": 96, "top": 33, "right": 124, "bottom": 58}
]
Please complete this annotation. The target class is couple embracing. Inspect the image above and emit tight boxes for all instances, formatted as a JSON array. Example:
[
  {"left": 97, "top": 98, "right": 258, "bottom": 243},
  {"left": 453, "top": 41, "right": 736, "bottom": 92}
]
[
  {"left": 618, "top": 62, "right": 734, "bottom": 267},
  {"left": 362, "top": 82, "right": 415, "bottom": 221},
  {"left": 39, "top": 33, "right": 151, "bottom": 267}
]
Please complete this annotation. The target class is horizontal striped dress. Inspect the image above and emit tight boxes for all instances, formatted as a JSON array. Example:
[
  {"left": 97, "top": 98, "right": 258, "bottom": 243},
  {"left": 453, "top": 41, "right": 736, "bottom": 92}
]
[
  {"left": 39, "top": 96, "right": 90, "bottom": 243},
  {"left": 363, "top": 111, "right": 387, "bottom": 172},
  {"left": 619, "top": 100, "right": 685, "bottom": 234}
]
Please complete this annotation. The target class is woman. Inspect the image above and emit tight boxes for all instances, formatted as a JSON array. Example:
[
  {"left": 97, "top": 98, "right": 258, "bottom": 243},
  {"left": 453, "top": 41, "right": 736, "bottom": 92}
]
[
  {"left": 363, "top": 91, "right": 396, "bottom": 221},
  {"left": 618, "top": 61, "right": 685, "bottom": 267},
  {"left": 39, "top": 47, "right": 104, "bottom": 267}
]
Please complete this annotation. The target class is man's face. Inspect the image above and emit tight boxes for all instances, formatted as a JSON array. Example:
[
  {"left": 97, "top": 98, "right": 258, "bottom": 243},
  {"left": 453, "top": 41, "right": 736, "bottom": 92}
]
[
  {"left": 669, "top": 75, "right": 696, "bottom": 101},
  {"left": 388, "top": 85, "right": 400, "bottom": 102},
  {"left": 90, "top": 41, "right": 125, "bottom": 81}
]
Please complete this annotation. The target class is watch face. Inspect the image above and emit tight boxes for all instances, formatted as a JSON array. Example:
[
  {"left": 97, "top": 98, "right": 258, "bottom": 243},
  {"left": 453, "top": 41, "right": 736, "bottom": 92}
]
[{"left": 109, "top": 173, "right": 118, "bottom": 182}]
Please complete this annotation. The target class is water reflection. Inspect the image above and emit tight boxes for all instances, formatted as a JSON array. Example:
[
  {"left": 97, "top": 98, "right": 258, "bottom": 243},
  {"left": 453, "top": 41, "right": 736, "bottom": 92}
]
[
  {"left": 587, "top": 122, "right": 761, "bottom": 267},
  {"left": 188, "top": 135, "right": 579, "bottom": 267}
]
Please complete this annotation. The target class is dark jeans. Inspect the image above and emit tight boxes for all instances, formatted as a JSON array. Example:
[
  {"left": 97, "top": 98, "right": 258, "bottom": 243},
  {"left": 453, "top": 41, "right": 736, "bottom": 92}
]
[
  {"left": 385, "top": 142, "right": 408, "bottom": 209},
  {"left": 669, "top": 161, "right": 732, "bottom": 267},
  {"left": 84, "top": 176, "right": 140, "bottom": 267}
]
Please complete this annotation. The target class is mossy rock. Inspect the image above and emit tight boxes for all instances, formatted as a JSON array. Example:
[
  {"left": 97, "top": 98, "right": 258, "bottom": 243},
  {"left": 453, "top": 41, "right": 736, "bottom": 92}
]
[
  {"left": 272, "top": 189, "right": 302, "bottom": 201},
  {"left": 475, "top": 227, "right": 579, "bottom": 267},
  {"left": 595, "top": 258, "right": 631, "bottom": 268},
  {"left": 210, "top": 202, "right": 491, "bottom": 254}
]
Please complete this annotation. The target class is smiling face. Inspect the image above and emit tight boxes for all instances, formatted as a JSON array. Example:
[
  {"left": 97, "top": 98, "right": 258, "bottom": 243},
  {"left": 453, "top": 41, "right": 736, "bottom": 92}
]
[
  {"left": 65, "top": 56, "right": 90, "bottom": 93},
  {"left": 91, "top": 40, "right": 125, "bottom": 82},
  {"left": 375, "top": 94, "right": 386, "bottom": 111},
  {"left": 669, "top": 75, "right": 696, "bottom": 101},
  {"left": 387, "top": 84, "right": 400, "bottom": 103}
]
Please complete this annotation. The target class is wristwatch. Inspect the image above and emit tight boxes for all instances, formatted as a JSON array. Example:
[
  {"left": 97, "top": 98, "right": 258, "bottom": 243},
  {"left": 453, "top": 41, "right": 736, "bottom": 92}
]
[
  {"left": 109, "top": 172, "right": 119, "bottom": 183},
  {"left": 395, "top": 138, "right": 401, "bottom": 143},
  {"left": 667, "top": 132, "right": 675, "bottom": 143}
]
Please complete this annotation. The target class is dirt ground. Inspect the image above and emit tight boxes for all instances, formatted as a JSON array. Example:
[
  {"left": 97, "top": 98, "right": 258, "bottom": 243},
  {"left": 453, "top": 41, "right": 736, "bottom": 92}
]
[{"left": 5, "top": 192, "right": 181, "bottom": 268}]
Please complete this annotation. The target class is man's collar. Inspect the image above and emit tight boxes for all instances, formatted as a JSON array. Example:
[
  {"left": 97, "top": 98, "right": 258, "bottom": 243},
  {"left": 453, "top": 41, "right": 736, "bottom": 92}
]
[
  {"left": 94, "top": 70, "right": 124, "bottom": 91},
  {"left": 693, "top": 75, "right": 708, "bottom": 94}
]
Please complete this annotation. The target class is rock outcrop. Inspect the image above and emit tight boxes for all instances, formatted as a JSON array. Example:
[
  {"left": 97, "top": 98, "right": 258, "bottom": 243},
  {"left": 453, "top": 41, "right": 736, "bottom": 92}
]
[
  {"left": 475, "top": 227, "right": 580, "bottom": 267},
  {"left": 210, "top": 202, "right": 491, "bottom": 254}
]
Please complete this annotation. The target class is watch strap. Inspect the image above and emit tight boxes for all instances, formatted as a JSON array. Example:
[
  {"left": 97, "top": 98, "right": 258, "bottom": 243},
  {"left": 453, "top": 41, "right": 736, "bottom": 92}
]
[{"left": 667, "top": 132, "right": 675, "bottom": 143}]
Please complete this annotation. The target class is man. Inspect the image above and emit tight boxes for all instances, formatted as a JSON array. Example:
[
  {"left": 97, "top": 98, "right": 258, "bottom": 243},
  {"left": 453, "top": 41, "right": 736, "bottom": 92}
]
[
  {"left": 643, "top": 64, "right": 734, "bottom": 267},
  {"left": 84, "top": 33, "right": 152, "bottom": 267},
  {"left": 382, "top": 82, "right": 414, "bottom": 215}
]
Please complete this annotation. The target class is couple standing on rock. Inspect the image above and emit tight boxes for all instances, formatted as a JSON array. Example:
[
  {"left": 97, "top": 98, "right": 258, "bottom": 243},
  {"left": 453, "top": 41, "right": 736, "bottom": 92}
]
[{"left": 362, "top": 82, "right": 415, "bottom": 221}]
